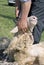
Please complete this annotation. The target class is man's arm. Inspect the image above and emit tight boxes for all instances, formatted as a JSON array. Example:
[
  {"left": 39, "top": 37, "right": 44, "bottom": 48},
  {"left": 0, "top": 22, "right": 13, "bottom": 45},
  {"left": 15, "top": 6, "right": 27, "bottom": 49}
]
[
  {"left": 20, "top": 0, "right": 32, "bottom": 21},
  {"left": 17, "top": 0, "right": 32, "bottom": 32}
]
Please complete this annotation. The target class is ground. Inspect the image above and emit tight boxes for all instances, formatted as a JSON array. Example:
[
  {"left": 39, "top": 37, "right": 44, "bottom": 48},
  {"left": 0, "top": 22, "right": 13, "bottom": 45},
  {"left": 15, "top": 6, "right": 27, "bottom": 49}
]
[{"left": 0, "top": 0, "right": 44, "bottom": 41}]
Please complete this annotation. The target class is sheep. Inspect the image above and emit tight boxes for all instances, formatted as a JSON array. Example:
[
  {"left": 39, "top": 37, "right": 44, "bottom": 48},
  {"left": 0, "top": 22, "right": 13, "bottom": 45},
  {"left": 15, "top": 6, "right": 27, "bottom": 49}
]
[
  {"left": 3, "top": 16, "right": 44, "bottom": 65},
  {"left": 4, "top": 16, "right": 37, "bottom": 54}
]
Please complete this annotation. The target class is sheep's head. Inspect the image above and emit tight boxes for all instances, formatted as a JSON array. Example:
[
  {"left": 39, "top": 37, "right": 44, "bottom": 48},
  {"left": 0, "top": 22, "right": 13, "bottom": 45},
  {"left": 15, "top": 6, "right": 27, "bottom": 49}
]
[
  {"left": 10, "top": 16, "right": 38, "bottom": 34},
  {"left": 27, "top": 16, "right": 38, "bottom": 32}
]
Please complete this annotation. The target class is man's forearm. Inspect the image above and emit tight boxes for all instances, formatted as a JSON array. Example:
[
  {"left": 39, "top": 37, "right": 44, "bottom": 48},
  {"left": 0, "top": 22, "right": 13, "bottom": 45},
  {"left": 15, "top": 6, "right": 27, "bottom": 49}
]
[{"left": 20, "top": 1, "right": 32, "bottom": 21}]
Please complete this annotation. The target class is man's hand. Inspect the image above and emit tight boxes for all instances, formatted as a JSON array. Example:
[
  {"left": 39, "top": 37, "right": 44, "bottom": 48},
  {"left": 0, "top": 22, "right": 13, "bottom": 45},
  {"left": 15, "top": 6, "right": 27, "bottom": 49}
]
[
  {"left": 17, "top": 19, "right": 28, "bottom": 33},
  {"left": 16, "top": 0, "right": 31, "bottom": 33}
]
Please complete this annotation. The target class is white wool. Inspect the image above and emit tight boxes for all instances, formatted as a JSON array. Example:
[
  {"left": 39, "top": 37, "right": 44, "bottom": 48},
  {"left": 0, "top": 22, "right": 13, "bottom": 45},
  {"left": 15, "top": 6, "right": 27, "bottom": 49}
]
[
  {"left": 10, "top": 26, "right": 18, "bottom": 34},
  {"left": 29, "top": 45, "right": 44, "bottom": 56}
]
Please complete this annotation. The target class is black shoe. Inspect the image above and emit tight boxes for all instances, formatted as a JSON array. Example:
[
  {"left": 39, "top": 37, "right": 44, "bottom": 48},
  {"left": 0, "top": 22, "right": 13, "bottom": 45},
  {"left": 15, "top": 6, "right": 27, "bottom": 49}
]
[{"left": 33, "top": 41, "right": 39, "bottom": 44}]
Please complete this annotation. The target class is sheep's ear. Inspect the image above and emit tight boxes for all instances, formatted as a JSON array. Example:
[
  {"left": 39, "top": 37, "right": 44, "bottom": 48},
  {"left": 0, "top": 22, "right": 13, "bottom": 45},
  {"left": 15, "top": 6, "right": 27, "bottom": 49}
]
[
  {"left": 27, "top": 16, "right": 38, "bottom": 32},
  {"left": 10, "top": 26, "right": 18, "bottom": 34}
]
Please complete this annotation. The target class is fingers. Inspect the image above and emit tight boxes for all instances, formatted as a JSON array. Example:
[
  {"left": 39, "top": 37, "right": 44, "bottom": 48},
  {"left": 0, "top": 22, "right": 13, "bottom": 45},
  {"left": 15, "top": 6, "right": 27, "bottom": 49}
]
[
  {"left": 17, "top": 20, "right": 28, "bottom": 33},
  {"left": 21, "top": 27, "right": 28, "bottom": 33},
  {"left": 18, "top": 26, "right": 28, "bottom": 33},
  {"left": 22, "top": 28, "right": 26, "bottom": 33}
]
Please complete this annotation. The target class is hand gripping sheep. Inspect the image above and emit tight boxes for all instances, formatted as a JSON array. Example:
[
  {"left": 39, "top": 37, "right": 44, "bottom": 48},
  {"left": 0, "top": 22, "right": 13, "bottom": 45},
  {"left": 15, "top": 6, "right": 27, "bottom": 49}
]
[
  {"left": 4, "top": 16, "right": 44, "bottom": 65},
  {"left": 10, "top": 16, "right": 37, "bottom": 33}
]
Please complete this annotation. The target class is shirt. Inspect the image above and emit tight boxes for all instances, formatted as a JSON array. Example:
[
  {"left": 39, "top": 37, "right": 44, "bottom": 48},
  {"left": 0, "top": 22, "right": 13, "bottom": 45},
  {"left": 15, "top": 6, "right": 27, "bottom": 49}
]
[{"left": 20, "top": 0, "right": 31, "bottom": 2}]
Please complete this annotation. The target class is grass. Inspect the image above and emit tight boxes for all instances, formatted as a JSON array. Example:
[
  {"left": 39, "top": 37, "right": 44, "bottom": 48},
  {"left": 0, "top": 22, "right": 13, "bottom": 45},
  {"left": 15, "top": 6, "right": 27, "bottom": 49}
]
[
  {"left": 41, "top": 32, "right": 44, "bottom": 41},
  {"left": 0, "top": 0, "right": 16, "bottom": 39},
  {"left": 0, "top": 0, "right": 44, "bottom": 41}
]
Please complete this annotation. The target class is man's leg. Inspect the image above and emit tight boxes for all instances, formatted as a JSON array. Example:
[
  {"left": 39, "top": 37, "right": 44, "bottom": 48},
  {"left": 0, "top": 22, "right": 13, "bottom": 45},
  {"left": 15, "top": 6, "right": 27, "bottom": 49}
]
[
  {"left": 33, "top": 20, "right": 44, "bottom": 44},
  {"left": 30, "top": 3, "right": 44, "bottom": 44}
]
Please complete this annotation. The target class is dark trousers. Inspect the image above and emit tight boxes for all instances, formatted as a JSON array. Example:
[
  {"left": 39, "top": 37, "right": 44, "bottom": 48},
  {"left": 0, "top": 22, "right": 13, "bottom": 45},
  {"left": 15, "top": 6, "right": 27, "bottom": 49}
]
[
  {"left": 33, "top": 20, "right": 44, "bottom": 44},
  {"left": 30, "top": 5, "right": 44, "bottom": 44}
]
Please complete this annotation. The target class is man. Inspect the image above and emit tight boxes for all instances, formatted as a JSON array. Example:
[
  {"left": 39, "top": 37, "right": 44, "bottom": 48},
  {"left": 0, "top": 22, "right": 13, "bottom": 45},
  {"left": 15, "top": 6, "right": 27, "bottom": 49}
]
[{"left": 15, "top": 0, "right": 44, "bottom": 44}]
